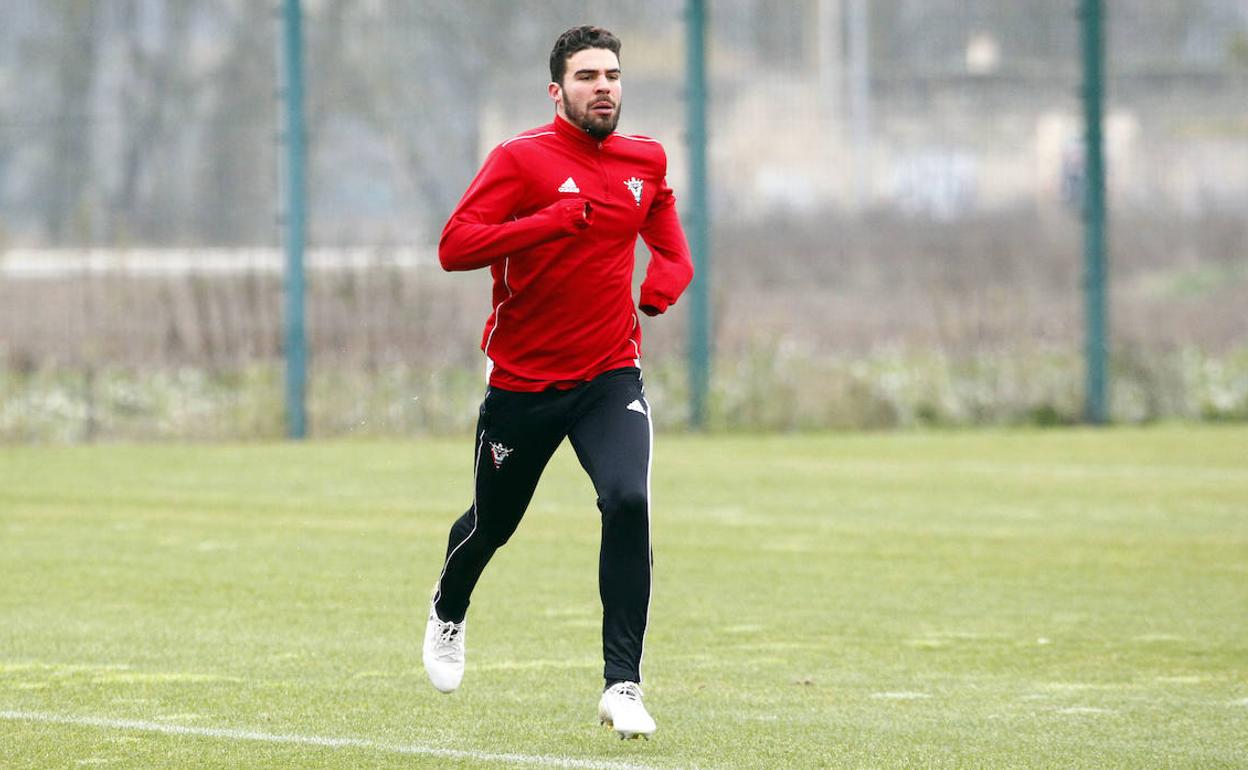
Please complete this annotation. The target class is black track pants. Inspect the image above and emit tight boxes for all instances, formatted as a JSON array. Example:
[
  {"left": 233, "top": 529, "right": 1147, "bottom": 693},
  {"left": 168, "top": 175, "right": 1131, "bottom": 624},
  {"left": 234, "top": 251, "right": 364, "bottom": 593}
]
[{"left": 432, "top": 367, "right": 653, "bottom": 684}]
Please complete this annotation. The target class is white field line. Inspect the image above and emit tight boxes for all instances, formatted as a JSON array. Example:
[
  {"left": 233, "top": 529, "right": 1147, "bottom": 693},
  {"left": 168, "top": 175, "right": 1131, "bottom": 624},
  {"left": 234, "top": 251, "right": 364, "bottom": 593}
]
[
  {"left": 0, "top": 711, "right": 677, "bottom": 770},
  {"left": 829, "top": 459, "right": 1248, "bottom": 484},
  {"left": 870, "top": 691, "right": 931, "bottom": 700}
]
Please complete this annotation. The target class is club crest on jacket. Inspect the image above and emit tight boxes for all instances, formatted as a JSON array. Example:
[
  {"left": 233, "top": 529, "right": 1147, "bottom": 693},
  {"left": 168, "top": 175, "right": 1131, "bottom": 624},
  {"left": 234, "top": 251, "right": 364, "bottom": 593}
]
[{"left": 625, "top": 177, "right": 644, "bottom": 206}]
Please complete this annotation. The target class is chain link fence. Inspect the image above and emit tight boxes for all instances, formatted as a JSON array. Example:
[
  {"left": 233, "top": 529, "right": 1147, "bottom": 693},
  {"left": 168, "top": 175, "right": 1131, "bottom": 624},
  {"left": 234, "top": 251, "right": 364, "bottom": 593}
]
[{"left": 2, "top": 0, "right": 1246, "bottom": 441}]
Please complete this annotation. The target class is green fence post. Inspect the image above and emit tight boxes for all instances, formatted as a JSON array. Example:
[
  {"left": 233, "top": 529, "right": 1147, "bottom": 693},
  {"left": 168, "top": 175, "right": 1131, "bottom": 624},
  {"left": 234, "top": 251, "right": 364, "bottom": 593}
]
[
  {"left": 685, "top": 0, "right": 711, "bottom": 430},
  {"left": 1081, "top": 0, "right": 1109, "bottom": 424},
  {"left": 280, "top": 0, "right": 308, "bottom": 439}
]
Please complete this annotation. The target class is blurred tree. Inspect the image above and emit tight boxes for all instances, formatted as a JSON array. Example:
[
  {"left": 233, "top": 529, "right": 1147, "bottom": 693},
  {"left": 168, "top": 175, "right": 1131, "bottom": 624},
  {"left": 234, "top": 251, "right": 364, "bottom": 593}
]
[
  {"left": 192, "top": 1, "right": 276, "bottom": 244},
  {"left": 107, "top": 0, "right": 195, "bottom": 244},
  {"left": 42, "top": 0, "right": 99, "bottom": 242}
]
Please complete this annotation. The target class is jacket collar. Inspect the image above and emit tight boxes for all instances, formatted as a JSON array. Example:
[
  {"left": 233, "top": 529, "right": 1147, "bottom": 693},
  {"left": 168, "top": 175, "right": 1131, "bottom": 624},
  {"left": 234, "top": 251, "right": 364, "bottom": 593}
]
[{"left": 553, "top": 112, "right": 613, "bottom": 150}]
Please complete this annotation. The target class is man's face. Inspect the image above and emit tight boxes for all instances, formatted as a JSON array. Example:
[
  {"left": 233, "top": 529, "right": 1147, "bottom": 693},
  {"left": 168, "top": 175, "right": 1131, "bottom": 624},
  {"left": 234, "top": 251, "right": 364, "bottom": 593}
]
[{"left": 550, "top": 48, "right": 621, "bottom": 140}]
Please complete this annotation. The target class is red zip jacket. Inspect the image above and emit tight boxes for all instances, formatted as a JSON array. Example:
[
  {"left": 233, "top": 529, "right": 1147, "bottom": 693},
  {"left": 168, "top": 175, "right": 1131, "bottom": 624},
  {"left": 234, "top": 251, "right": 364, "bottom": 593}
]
[{"left": 439, "top": 114, "right": 694, "bottom": 391}]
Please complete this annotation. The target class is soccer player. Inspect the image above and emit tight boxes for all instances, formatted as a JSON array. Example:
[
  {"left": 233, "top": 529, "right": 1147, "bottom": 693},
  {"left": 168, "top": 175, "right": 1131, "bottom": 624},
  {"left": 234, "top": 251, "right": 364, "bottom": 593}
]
[{"left": 422, "top": 25, "right": 694, "bottom": 739}]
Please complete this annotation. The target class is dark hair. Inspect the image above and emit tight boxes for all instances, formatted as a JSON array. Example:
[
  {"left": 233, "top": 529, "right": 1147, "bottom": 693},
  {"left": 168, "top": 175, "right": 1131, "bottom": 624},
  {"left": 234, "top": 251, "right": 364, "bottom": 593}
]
[{"left": 549, "top": 26, "right": 621, "bottom": 84}]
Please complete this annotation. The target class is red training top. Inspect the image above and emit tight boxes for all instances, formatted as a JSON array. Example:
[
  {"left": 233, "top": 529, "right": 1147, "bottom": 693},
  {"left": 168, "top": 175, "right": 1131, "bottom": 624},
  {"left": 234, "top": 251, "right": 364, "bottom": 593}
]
[{"left": 439, "top": 114, "right": 694, "bottom": 391}]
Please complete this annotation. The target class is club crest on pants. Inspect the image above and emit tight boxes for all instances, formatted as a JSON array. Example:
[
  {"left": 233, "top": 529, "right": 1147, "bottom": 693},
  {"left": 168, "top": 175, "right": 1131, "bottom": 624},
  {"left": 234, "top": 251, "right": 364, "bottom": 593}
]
[{"left": 489, "top": 441, "right": 514, "bottom": 469}]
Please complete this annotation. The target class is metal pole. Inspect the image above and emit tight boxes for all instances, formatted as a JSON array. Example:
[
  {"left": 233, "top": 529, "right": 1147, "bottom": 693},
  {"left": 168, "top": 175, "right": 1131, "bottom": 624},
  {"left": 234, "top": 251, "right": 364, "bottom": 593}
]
[
  {"left": 1081, "top": 0, "right": 1109, "bottom": 424},
  {"left": 847, "top": 0, "right": 871, "bottom": 210},
  {"left": 280, "top": 0, "right": 308, "bottom": 439},
  {"left": 685, "top": 0, "right": 711, "bottom": 430},
  {"left": 816, "top": 0, "right": 844, "bottom": 104}
]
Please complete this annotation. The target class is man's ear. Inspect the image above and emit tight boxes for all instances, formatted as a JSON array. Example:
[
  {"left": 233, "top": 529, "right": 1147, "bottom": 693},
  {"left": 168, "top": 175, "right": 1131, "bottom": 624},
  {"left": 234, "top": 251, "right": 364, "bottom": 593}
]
[{"left": 548, "top": 82, "right": 561, "bottom": 106}]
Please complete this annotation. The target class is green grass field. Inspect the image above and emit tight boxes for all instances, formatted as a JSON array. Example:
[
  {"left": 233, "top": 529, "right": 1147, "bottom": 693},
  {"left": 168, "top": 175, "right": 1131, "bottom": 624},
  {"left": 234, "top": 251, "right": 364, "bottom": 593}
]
[{"left": 2, "top": 426, "right": 1246, "bottom": 768}]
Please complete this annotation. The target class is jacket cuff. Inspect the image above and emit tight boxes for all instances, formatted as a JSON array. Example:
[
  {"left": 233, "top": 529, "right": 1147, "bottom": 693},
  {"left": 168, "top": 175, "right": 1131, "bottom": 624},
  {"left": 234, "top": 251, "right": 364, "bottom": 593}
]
[
  {"left": 559, "top": 198, "right": 592, "bottom": 232},
  {"left": 639, "top": 288, "right": 672, "bottom": 315}
]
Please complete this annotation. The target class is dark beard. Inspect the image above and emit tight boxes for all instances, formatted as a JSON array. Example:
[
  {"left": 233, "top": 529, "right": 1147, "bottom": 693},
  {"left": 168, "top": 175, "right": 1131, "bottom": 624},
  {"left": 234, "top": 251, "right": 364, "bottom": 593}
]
[{"left": 563, "top": 94, "right": 620, "bottom": 140}]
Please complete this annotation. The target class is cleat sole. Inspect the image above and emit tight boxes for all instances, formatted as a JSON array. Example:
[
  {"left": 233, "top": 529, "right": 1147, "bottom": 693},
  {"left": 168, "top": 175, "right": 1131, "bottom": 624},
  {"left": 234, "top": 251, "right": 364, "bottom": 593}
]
[
  {"left": 602, "top": 722, "right": 652, "bottom": 740},
  {"left": 601, "top": 718, "right": 652, "bottom": 740}
]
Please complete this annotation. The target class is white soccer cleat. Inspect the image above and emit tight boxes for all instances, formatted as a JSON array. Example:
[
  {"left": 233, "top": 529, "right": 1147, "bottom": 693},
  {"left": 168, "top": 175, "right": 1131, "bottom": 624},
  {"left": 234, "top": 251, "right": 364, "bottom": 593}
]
[
  {"left": 598, "top": 682, "right": 656, "bottom": 740},
  {"left": 422, "top": 606, "right": 466, "bottom": 693}
]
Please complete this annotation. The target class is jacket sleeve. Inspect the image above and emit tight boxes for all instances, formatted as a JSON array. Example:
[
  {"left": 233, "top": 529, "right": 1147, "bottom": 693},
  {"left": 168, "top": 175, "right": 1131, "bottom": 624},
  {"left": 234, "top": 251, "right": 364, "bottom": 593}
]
[
  {"left": 637, "top": 158, "right": 694, "bottom": 315},
  {"left": 439, "top": 146, "right": 591, "bottom": 271}
]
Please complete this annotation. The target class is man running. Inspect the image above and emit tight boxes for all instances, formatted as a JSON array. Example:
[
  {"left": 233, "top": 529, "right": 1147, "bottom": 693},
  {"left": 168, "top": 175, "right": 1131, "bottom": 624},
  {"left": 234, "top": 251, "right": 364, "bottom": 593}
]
[{"left": 422, "top": 25, "right": 694, "bottom": 740}]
